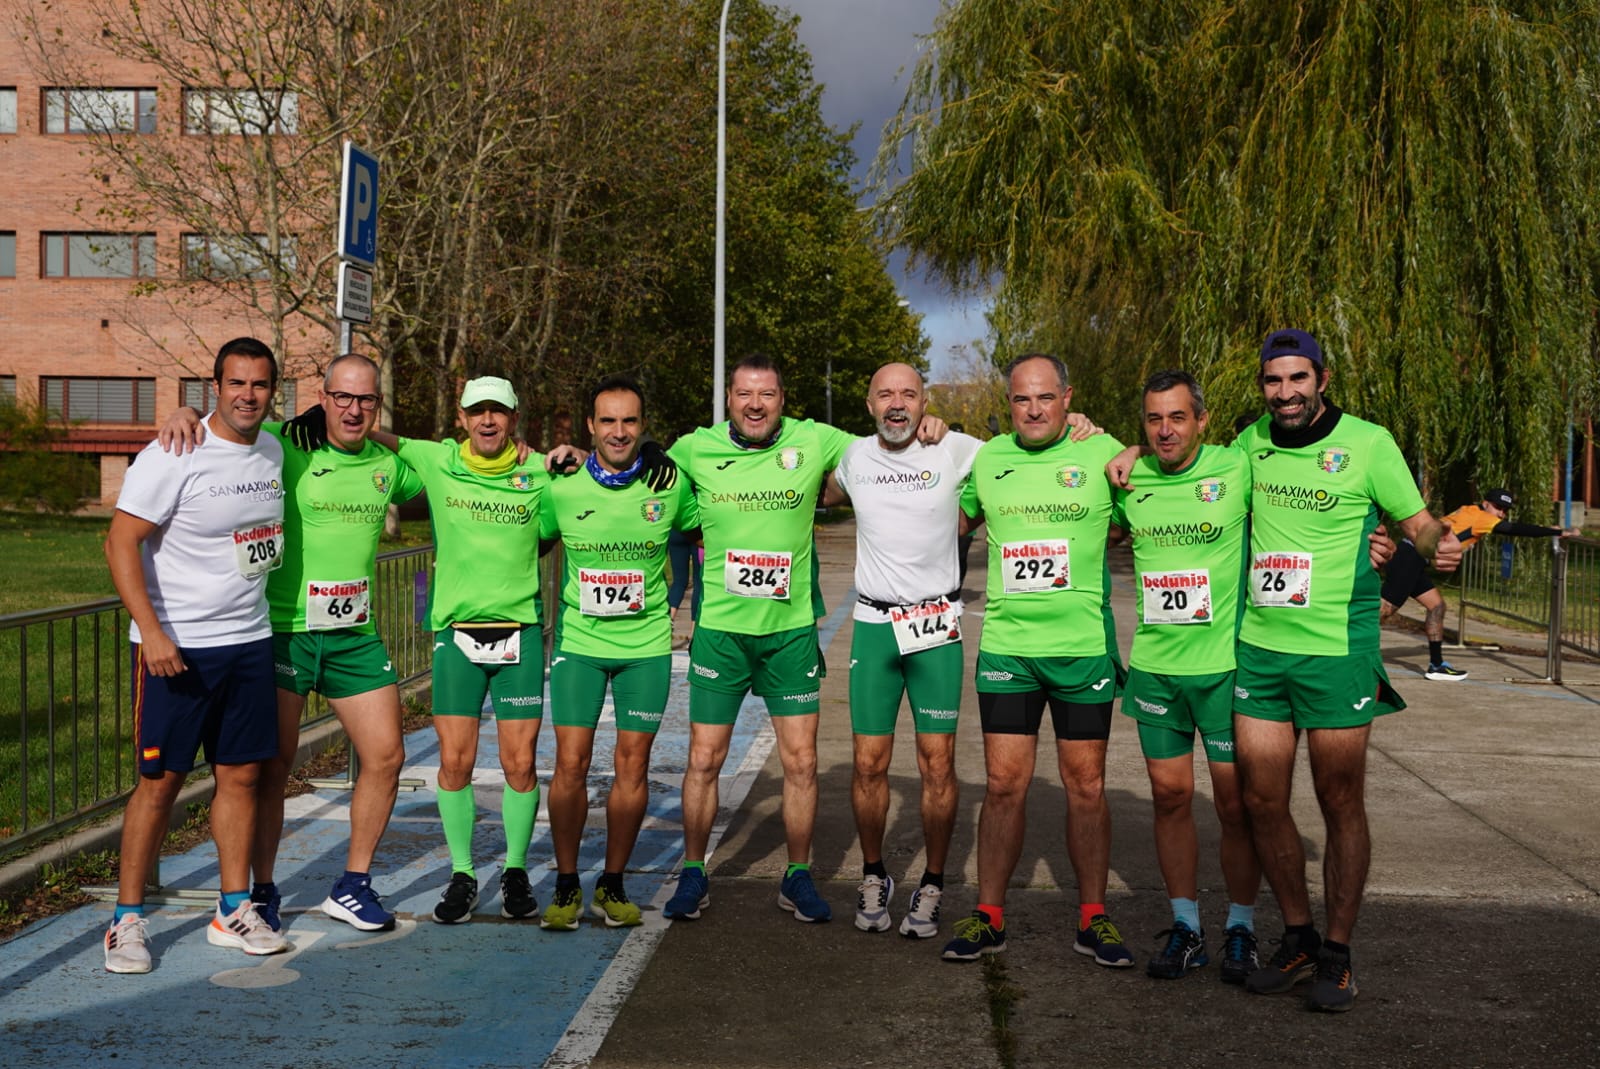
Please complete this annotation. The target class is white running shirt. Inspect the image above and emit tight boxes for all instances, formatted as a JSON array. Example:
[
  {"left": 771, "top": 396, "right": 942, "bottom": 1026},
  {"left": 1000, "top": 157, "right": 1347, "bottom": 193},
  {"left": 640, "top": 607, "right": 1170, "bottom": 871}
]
[
  {"left": 115, "top": 413, "right": 286, "bottom": 647},
  {"left": 834, "top": 432, "right": 982, "bottom": 623}
]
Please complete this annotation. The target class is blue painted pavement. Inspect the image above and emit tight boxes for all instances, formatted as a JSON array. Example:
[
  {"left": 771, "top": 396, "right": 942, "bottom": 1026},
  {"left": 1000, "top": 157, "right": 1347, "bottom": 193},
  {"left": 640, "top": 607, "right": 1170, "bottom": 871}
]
[{"left": 0, "top": 595, "right": 854, "bottom": 1069}]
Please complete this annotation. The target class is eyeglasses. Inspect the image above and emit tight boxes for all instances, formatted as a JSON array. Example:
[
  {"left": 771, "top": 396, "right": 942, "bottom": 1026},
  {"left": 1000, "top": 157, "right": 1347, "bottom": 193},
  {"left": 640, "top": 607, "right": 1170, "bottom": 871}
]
[{"left": 327, "top": 391, "right": 380, "bottom": 411}]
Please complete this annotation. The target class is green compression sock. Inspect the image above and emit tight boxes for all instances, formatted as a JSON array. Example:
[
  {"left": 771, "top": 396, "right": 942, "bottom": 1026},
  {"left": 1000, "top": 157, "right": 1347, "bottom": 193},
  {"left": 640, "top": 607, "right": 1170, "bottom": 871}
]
[
  {"left": 503, "top": 783, "right": 540, "bottom": 869},
  {"left": 436, "top": 784, "right": 477, "bottom": 877}
]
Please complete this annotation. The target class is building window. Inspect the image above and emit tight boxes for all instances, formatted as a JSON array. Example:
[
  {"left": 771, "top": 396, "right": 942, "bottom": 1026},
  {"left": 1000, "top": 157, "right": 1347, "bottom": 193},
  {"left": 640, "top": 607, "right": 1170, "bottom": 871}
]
[
  {"left": 0, "top": 376, "right": 15, "bottom": 405},
  {"left": 183, "top": 89, "right": 298, "bottom": 135},
  {"left": 42, "top": 233, "right": 156, "bottom": 278},
  {"left": 182, "top": 233, "right": 296, "bottom": 280},
  {"left": 43, "top": 88, "right": 158, "bottom": 134},
  {"left": 0, "top": 232, "right": 14, "bottom": 277},
  {"left": 0, "top": 88, "right": 16, "bottom": 134},
  {"left": 41, "top": 377, "right": 156, "bottom": 423}
]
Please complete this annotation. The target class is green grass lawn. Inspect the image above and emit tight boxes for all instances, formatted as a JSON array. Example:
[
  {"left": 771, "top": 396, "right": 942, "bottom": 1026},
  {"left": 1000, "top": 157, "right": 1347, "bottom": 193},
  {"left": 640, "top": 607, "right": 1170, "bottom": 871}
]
[{"left": 0, "top": 512, "right": 118, "bottom": 617}]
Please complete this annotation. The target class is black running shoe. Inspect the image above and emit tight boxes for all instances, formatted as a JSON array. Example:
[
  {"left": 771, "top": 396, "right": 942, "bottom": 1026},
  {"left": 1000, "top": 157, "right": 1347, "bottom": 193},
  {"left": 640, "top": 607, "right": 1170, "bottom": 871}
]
[
  {"left": 1306, "top": 946, "right": 1358, "bottom": 1012},
  {"left": 432, "top": 872, "right": 479, "bottom": 924},
  {"left": 1219, "top": 924, "right": 1259, "bottom": 985},
  {"left": 499, "top": 867, "right": 538, "bottom": 920},
  {"left": 1244, "top": 930, "right": 1318, "bottom": 994},
  {"left": 1146, "top": 922, "right": 1208, "bottom": 979}
]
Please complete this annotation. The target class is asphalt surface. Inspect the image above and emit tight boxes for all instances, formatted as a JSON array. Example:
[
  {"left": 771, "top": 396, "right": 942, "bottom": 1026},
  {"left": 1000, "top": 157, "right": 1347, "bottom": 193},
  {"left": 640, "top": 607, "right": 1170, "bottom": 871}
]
[{"left": 4, "top": 521, "right": 1599, "bottom": 1068}]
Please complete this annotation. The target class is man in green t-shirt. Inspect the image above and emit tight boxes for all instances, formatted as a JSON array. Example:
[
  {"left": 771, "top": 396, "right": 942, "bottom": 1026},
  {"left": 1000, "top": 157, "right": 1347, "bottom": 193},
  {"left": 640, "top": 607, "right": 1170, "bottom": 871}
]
[
  {"left": 1233, "top": 329, "right": 1460, "bottom": 1012},
  {"left": 660, "top": 353, "right": 942, "bottom": 925},
  {"left": 943, "top": 353, "right": 1134, "bottom": 968},
  {"left": 1112, "top": 369, "right": 1261, "bottom": 983},
  {"left": 535, "top": 376, "right": 698, "bottom": 930},
  {"left": 158, "top": 354, "right": 425, "bottom": 934}
]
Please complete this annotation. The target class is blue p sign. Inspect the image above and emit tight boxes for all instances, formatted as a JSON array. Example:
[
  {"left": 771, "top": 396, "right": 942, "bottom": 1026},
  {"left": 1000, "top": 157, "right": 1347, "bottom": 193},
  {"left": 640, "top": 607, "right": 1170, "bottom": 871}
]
[{"left": 339, "top": 142, "right": 379, "bottom": 267}]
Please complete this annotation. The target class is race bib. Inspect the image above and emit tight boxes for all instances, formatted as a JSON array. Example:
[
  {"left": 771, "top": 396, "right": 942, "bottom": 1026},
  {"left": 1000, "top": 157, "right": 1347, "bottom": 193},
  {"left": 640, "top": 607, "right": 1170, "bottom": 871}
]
[
  {"left": 1251, "top": 552, "right": 1312, "bottom": 607},
  {"left": 579, "top": 568, "right": 646, "bottom": 617},
  {"left": 1141, "top": 569, "right": 1212, "bottom": 625},
  {"left": 452, "top": 624, "right": 522, "bottom": 665},
  {"left": 305, "top": 578, "right": 371, "bottom": 631},
  {"left": 890, "top": 597, "right": 963, "bottom": 656},
  {"left": 724, "top": 549, "right": 793, "bottom": 600},
  {"left": 233, "top": 522, "right": 284, "bottom": 579},
  {"left": 1000, "top": 541, "right": 1071, "bottom": 594}
]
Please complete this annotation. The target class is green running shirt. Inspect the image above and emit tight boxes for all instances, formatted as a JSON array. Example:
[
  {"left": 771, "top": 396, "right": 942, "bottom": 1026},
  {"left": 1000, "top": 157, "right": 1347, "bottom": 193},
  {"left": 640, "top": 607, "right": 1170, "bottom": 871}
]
[
  {"left": 1113, "top": 444, "right": 1250, "bottom": 675},
  {"left": 539, "top": 468, "right": 700, "bottom": 657},
  {"left": 961, "top": 432, "right": 1125, "bottom": 657},
  {"left": 670, "top": 418, "right": 852, "bottom": 636},
  {"left": 396, "top": 438, "right": 552, "bottom": 630},
  {"left": 266, "top": 424, "right": 425, "bottom": 634},
  {"left": 1236, "top": 413, "right": 1425, "bottom": 656}
]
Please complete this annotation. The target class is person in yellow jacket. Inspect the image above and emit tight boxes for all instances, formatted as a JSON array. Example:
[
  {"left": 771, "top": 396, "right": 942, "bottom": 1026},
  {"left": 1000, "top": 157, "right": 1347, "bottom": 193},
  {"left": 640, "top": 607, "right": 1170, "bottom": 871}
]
[{"left": 1381, "top": 489, "right": 1580, "bottom": 680}]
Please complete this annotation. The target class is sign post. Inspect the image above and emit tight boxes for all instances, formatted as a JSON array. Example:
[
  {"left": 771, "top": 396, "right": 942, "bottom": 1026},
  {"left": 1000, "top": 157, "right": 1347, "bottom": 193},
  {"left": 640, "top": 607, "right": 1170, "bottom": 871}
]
[{"left": 336, "top": 141, "right": 379, "bottom": 353}]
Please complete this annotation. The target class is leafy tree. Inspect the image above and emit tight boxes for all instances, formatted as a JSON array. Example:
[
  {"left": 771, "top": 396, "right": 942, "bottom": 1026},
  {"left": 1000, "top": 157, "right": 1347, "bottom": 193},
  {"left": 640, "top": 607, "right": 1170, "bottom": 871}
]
[
  {"left": 0, "top": 402, "right": 95, "bottom": 513},
  {"left": 876, "top": 0, "right": 1600, "bottom": 510}
]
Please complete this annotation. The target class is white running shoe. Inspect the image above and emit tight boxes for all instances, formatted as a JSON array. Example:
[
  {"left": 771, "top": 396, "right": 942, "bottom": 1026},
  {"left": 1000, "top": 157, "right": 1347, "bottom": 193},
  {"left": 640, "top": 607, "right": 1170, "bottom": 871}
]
[
  {"left": 207, "top": 899, "right": 289, "bottom": 955},
  {"left": 104, "top": 914, "right": 152, "bottom": 974},
  {"left": 854, "top": 874, "right": 895, "bottom": 932},
  {"left": 898, "top": 884, "right": 943, "bottom": 939}
]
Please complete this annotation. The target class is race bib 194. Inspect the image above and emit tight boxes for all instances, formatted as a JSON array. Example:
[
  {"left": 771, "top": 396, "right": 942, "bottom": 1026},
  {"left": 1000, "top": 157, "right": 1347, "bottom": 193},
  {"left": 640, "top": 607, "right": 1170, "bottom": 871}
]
[
  {"left": 306, "top": 578, "right": 371, "bottom": 630},
  {"left": 1251, "top": 552, "right": 1312, "bottom": 607},
  {"left": 579, "top": 568, "right": 645, "bottom": 616},
  {"left": 890, "top": 597, "right": 962, "bottom": 656},
  {"left": 1000, "top": 541, "right": 1071, "bottom": 594},
  {"left": 1140, "top": 569, "right": 1212, "bottom": 625},
  {"left": 233, "top": 522, "right": 284, "bottom": 580},
  {"left": 724, "top": 549, "right": 793, "bottom": 599}
]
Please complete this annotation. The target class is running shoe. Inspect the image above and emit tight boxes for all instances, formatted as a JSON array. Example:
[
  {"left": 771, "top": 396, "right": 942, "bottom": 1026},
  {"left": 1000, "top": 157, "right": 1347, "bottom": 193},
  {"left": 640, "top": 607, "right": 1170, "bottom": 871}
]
[
  {"left": 250, "top": 884, "right": 282, "bottom": 933},
  {"left": 498, "top": 867, "right": 537, "bottom": 920},
  {"left": 1146, "top": 921, "right": 1208, "bottom": 979},
  {"left": 1306, "top": 946, "right": 1359, "bottom": 1012},
  {"left": 433, "top": 872, "right": 479, "bottom": 924},
  {"left": 207, "top": 899, "right": 289, "bottom": 955},
  {"left": 854, "top": 874, "right": 894, "bottom": 932},
  {"left": 1219, "top": 924, "right": 1260, "bottom": 985},
  {"left": 104, "top": 914, "right": 152, "bottom": 974},
  {"left": 899, "top": 884, "right": 943, "bottom": 939},
  {"left": 541, "top": 883, "right": 582, "bottom": 930},
  {"left": 1425, "top": 662, "right": 1468, "bottom": 681},
  {"left": 663, "top": 867, "right": 709, "bottom": 921},
  {"left": 590, "top": 884, "right": 643, "bottom": 928},
  {"left": 322, "top": 875, "right": 396, "bottom": 931},
  {"left": 778, "top": 869, "right": 832, "bottom": 923},
  {"left": 1244, "top": 930, "right": 1319, "bottom": 994},
  {"left": 1075, "top": 913, "right": 1135, "bottom": 967},
  {"left": 941, "top": 911, "right": 1006, "bottom": 961}
]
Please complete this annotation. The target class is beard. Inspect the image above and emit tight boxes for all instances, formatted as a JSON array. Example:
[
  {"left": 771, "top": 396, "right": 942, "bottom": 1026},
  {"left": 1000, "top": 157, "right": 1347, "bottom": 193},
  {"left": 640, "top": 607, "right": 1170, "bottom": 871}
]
[{"left": 877, "top": 408, "right": 915, "bottom": 445}]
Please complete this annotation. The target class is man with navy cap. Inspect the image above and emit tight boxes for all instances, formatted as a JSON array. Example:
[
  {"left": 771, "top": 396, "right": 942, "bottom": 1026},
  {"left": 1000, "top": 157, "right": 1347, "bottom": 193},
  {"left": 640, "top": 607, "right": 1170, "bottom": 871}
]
[
  {"left": 1380, "top": 488, "right": 1580, "bottom": 679},
  {"left": 1231, "top": 328, "right": 1461, "bottom": 1011}
]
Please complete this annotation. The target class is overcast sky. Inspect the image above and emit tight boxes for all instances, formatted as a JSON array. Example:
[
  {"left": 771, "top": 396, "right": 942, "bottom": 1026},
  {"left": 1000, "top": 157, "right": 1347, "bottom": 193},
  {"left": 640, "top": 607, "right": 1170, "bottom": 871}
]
[{"left": 780, "top": 0, "right": 989, "bottom": 380}]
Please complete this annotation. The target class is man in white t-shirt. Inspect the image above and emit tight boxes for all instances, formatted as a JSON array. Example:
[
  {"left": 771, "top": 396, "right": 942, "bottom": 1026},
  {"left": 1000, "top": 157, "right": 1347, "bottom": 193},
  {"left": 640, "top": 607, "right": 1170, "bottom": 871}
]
[
  {"left": 824, "top": 363, "right": 982, "bottom": 939},
  {"left": 100, "top": 337, "right": 290, "bottom": 973}
]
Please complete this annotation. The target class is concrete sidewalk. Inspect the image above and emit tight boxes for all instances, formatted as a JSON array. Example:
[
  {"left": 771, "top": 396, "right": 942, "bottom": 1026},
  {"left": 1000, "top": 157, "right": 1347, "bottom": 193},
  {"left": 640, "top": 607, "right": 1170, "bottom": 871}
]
[{"left": 594, "top": 524, "right": 1600, "bottom": 1069}]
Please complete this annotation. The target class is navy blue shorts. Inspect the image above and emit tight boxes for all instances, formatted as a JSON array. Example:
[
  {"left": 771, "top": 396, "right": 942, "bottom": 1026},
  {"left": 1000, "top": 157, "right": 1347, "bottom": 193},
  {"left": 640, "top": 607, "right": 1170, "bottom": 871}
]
[{"left": 132, "top": 638, "right": 278, "bottom": 775}]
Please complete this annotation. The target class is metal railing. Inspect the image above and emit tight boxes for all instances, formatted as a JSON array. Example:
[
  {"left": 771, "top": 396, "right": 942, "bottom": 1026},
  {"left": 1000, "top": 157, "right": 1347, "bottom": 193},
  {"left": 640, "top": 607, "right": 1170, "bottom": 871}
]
[
  {"left": 0, "top": 544, "right": 435, "bottom": 855},
  {"left": 1454, "top": 533, "right": 1600, "bottom": 684}
]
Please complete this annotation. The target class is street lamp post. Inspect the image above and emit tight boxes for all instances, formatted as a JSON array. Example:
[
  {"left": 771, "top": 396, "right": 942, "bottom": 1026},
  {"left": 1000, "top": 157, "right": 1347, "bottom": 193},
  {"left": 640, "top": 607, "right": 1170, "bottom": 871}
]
[{"left": 713, "top": 0, "right": 733, "bottom": 423}]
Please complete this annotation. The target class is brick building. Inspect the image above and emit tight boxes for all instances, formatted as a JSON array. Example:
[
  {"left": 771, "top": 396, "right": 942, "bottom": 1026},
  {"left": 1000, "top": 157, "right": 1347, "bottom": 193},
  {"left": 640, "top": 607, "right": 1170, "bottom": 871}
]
[{"left": 0, "top": 2, "right": 322, "bottom": 505}]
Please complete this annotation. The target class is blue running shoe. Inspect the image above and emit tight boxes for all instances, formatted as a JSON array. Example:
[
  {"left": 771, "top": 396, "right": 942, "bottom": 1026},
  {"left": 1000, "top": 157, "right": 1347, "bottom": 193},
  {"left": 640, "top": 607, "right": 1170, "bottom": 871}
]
[
  {"left": 322, "top": 875, "right": 396, "bottom": 931},
  {"left": 250, "top": 884, "right": 282, "bottom": 933},
  {"left": 664, "top": 867, "right": 710, "bottom": 921},
  {"left": 1075, "top": 912, "right": 1135, "bottom": 967},
  {"left": 1219, "top": 924, "right": 1259, "bottom": 985},
  {"left": 778, "top": 869, "right": 831, "bottom": 923},
  {"left": 942, "top": 911, "right": 1006, "bottom": 961},
  {"left": 1146, "top": 921, "right": 1208, "bottom": 979}
]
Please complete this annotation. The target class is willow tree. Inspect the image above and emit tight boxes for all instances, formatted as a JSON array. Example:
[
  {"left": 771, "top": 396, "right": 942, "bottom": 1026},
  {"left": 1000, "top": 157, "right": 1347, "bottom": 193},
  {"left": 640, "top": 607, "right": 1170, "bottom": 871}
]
[{"left": 875, "top": 0, "right": 1600, "bottom": 511}]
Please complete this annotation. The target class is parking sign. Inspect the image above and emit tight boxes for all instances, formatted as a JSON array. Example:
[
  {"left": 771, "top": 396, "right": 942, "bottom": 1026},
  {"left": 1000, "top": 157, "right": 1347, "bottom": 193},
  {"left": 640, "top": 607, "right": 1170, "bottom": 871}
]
[{"left": 338, "top": 142, "right": 378, "bottom": 267}]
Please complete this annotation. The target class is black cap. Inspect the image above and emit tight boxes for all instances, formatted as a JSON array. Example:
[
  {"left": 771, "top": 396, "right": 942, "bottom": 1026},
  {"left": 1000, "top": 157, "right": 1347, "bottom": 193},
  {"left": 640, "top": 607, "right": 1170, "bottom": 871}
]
[
  {"left": 1484, "top": 489, "right": 1514, "bottom": 511},
  {"left": 1260, "top": 328, "right": 1325, "bottom": 369}
]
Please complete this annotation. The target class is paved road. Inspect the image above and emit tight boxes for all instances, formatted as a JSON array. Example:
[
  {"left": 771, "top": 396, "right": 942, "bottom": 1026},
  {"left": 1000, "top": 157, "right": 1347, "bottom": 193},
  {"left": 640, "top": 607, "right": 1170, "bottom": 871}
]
[{"left": 4, "top": 523, "right": 1600, "bottom": 1068}]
